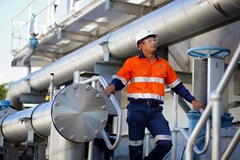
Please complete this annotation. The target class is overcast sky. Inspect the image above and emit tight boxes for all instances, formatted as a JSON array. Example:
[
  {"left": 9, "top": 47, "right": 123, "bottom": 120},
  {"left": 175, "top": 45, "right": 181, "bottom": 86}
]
[{"left": 0, "top": 0, "right": 32, "bottom": 84}]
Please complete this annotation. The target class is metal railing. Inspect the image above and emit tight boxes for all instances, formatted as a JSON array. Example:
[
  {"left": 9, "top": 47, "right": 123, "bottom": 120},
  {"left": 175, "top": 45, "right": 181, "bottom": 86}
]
[
  {"left": 11, "top": 0, "right": 91, "bottom": 56},
  {"left": 143, "top": 88, "right": 211, "bottom": 160},
  {"left": 170, "top": 90, "right": 211, "bottom": 160},
  {"left": 79, "top": 75, "right": 122, "bottom": 150},
  {"left": 78, "top": 75, "right": 122, "bottom": 160},
  {"left": 11, "top": 0, "right": 50, "bottom": 55},
  {"left": 186, "top": 42, "right": 240, "bottom": 160}
]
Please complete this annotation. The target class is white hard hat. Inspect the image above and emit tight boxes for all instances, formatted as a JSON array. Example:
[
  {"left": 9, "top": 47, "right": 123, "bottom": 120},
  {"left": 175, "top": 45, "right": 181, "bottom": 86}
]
[{"left": 135, "top": 29, "right": 158, "bottom": 49}]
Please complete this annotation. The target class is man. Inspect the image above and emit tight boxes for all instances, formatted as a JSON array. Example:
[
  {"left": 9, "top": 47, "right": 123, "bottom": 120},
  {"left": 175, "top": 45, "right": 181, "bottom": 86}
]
[{"left": 104, "top": 29, "right": 203, "bottom": 160}]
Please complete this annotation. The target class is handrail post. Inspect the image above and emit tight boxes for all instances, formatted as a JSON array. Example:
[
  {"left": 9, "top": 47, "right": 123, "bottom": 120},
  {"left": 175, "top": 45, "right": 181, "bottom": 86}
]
[
  {"left": 172, "top": 92, "right": 178, "bottom": 160},
  {"left": 185, "top": 102, "right": 212, "bottom": 159},
  {"left": 215, "top": 43, "right": 240, "bottom": 95},
  {"left": 163, "top": 88, "right": 181, "bottom": 160},
  {"left": 145, "top": 132, "right": 150, "bottom": 156},
  {"left": 211, "top": 92, "right": 222, "bottom": 160},
  {"left": 27, "top": 4, "right": 32, "bottom": 41}
]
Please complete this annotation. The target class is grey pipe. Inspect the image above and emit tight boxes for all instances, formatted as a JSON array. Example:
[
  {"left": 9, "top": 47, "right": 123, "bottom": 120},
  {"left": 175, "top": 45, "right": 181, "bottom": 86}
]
[
  {"left": 6, "top": 0, "right": 240, "bottom": 107},
  {"left": 1, "top": 102, "right": 52, "bottom": 142}
]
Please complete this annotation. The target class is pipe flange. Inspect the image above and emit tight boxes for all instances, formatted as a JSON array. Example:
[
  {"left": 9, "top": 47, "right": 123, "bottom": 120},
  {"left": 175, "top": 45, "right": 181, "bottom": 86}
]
[{"left": 51, "top": 83, "right": 108, "bottom": 143}]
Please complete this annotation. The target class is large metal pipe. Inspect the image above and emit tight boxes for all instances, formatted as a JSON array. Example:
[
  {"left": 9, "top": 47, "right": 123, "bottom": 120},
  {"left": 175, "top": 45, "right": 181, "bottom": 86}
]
[
  {"left": 1, "top": 102, "right": 52, "bottom": 142},
  {"left": 1, "top": 82, "right": 109, "bottom": 143},
  {"left": 31, "top": 101, "right": 52, "bottom": 137},
  {"left": 6, "top": 0, "right": 240, "bottom": 107}
]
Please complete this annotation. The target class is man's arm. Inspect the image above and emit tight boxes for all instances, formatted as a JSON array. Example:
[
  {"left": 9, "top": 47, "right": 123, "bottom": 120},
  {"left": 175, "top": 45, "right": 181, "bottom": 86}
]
[
  {"left": 192, "top": 99, "right": 204, "bottom": 112},
  {"left": 104, "top": 84, "right": 116, "bottom": 97},
  {"left": 104, "top": 78, "right": 125, "bottom": 97}
]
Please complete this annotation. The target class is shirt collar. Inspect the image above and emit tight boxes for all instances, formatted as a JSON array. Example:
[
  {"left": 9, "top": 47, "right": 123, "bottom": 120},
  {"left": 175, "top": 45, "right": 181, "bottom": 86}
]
[{"left": 139, "top": 52, "right": 159, "bottom": 59}]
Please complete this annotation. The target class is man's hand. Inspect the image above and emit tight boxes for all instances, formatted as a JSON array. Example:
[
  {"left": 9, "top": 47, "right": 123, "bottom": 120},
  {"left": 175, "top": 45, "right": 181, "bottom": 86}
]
[
  {"left": 104, "top": 84, "right": 116, "bottom": 97},
  {"left": 192, "top": 100, "right": 204, "bottom": 112}
]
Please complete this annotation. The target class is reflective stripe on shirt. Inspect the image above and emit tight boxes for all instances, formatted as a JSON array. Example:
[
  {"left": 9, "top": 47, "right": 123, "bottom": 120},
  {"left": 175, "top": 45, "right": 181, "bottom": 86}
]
[
  {"left": 127, "top": 93, "right": 164, "bottom": 101},
  {"left": 131, "top": 77, "right": 164, "bottom": 83},
  {"left": 168, "top": 78, "right": 181, "bottom": 88},
  {"left": 112, "top": 75, "right": 128, "bottom": 85}
]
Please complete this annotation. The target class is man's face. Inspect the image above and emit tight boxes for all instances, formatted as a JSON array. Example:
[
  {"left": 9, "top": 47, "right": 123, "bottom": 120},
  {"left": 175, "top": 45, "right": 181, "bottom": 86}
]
[{"left": 139, "top": 36, "right": 157, "bottom": 52}]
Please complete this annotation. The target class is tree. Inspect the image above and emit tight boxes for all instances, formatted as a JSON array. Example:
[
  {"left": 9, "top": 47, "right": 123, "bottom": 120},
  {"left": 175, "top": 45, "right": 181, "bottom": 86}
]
[{"left": 0, "top": 82, "right": 11, "bottom": 100}]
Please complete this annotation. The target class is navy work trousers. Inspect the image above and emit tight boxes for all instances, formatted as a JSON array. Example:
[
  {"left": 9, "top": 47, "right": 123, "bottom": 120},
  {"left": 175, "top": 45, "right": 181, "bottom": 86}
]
[{"left": 127, "top": 101, "right": 172, "bottom": 160}]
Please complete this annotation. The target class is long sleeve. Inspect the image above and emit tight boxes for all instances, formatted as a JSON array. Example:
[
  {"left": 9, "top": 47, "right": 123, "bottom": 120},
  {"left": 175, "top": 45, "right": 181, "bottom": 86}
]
[
  {"left": 110, "top": 78, "right": 125, "bottom": 91},
  {"left": 171, "top": 82, "right": 195, "bottom": 103}
]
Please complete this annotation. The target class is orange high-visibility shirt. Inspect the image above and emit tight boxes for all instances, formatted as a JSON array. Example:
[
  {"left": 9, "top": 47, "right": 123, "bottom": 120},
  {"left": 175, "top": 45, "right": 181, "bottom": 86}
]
[{"left": 113, "top": 55, "right": 181, "bottom": 102}]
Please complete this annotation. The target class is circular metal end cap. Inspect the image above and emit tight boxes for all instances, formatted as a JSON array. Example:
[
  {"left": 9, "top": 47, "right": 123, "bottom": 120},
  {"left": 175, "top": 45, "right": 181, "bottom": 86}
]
[{"left": 51, "top": 83, "right": 108, "bottom": 142}]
